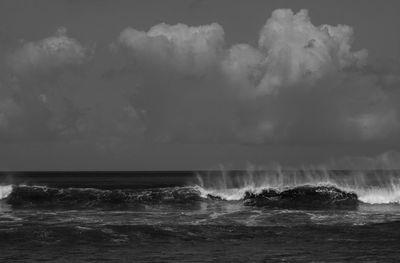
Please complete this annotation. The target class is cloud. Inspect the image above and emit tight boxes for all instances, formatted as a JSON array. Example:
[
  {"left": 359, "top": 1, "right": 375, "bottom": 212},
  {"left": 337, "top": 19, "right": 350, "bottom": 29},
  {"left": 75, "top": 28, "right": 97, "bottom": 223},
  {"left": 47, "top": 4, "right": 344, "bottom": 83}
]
[
  {"left": 112, "top": 9, "right": 399, "bottom": 144},
  {"left": 0, "top": 28, "right": 94, "bottom": 141},
  {"left": 2, "top": 27, "right": 147, "bottom": 147},
  {"left": 1, "top": 9, "right": 399, "bottom": 149},
  {"left": 223, "top": 9, "right": 368, "bottom": 96},
  {"left": 114, "top": 23, "right": 224, "bottom": 76},
  {"left": 6, "top": 27, "right": 91, "bottom": 77}
]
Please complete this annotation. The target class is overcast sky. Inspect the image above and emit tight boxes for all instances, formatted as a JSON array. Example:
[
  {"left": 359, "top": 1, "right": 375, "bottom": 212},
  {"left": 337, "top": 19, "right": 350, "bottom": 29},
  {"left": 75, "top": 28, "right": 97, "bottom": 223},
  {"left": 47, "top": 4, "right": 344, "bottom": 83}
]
[{"left": 0, "top": 0, "right": 400, "bottom": 171}]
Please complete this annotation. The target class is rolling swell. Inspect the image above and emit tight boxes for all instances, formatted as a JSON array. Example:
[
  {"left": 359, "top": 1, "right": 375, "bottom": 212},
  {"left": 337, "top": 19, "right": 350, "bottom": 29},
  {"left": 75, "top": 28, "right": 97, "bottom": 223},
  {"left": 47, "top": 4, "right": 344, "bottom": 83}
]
[{"left": 4, "top": 185, "right": 203, "bottom": 208}]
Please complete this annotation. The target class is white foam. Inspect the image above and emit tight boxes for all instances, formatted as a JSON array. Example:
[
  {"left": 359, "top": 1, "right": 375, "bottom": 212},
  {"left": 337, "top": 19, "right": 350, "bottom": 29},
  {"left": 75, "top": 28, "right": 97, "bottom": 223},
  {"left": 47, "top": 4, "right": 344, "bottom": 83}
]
[
  {"left": 356, "top": 187, "right": 400, "bottom": 204},
  {"left": 193, "top": 169, "right": 400, "bottom": 204},
  {"left": 0, "top": 185, "right": 12, "bottom": 200}
]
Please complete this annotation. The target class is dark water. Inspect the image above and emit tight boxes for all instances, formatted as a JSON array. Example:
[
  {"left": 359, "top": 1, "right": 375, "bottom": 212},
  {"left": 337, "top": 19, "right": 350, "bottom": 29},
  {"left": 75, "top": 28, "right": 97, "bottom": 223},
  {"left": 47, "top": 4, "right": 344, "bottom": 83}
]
[{"left": 1, "top": 170, "right": 400, "bottom": 262}]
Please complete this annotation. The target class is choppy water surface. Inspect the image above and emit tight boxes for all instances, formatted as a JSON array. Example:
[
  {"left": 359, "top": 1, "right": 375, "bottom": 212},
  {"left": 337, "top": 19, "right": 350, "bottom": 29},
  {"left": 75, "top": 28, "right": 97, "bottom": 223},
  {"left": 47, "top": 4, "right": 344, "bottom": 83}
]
[{"left": 1, "top": 170, "right": 400, "bottom": 262}]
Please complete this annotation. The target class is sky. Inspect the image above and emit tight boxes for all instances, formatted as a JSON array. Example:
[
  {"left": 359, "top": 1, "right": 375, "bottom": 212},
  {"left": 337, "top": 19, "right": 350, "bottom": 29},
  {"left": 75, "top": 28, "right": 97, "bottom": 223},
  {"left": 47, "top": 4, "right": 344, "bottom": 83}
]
[{"left": 0, "top": 0, "right": 400, "bottom": 170}]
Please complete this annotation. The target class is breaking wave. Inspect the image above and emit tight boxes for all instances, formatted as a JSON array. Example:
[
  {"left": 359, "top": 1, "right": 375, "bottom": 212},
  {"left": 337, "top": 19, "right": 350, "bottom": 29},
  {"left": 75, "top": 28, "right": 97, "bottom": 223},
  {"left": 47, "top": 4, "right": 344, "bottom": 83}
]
[
  {"left": 1, "top": 184, "right": 360, "bottom": 210},
  {"left": 193, "top": 169, "right": 400, "bottom": 205},
  {"left": 1, "top": 169, "right": 399, "bottom": 208}
]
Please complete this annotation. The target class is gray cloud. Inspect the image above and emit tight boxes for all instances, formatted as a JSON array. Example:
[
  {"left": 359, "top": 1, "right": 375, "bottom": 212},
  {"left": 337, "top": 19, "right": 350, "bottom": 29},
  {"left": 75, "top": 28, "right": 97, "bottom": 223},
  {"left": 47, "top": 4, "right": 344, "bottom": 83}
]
[
  {"left": 0, "top": 1, "right": 399, "bottom": 170},
  {"left": 6, "top": 27, "right": 91, "bottom": 77},
  {"left": 0, "top": 8, "right": 399, "bottom": 153},
  {"left": 112, "top": 9, "right": 400, "bottom": 144},
  {"left": 115, "top": 23, "right": 225, "bottom": 76},
  {"left": 0, "top": 28, "right": 92, "bottom": 141},
  {"left": 225, "top": 9, "right": 368, "bottom": 96}
]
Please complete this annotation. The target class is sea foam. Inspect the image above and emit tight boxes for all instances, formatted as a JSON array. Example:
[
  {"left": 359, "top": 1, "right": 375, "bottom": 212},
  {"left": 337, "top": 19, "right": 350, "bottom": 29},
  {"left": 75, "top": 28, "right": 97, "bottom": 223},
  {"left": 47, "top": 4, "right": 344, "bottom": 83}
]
[
  {"left": 193, "top": 169, "right": 400, "bottom": 204},
  {"left": 0, "top": 185, "right": 13, "bottom": 200}
]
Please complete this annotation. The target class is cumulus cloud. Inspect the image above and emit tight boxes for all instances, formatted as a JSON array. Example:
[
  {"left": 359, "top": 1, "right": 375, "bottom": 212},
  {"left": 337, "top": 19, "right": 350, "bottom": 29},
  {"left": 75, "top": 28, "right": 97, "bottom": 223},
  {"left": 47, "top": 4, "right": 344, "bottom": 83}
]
[
  {"left": 6, "top": 27, "right": 91, "bottom": 77},
  {"left": 112, "top": 9, "right": 399, "bottom": 144},
  {"left": 0, "top": 28, "right": 94, "bottom": 141},
  {"left": 1, "top": 9, "right": 399, "bottom": 149},
  {"left": 222, "top": 9, "right": 368, "bottom": 97},
  {"left": 2, "top": 27, "right": 147, "bottom": 147},
  {"left": 115, "top": 23, "right": 224, "bottom": 75}
]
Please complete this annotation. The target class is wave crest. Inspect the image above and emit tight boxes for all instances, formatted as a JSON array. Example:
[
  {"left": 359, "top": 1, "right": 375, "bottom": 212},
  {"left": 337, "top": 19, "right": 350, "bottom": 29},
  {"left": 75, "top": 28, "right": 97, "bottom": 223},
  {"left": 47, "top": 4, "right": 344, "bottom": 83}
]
[{"left": 193, "top": 169, "right": 400, "bottom": 205}]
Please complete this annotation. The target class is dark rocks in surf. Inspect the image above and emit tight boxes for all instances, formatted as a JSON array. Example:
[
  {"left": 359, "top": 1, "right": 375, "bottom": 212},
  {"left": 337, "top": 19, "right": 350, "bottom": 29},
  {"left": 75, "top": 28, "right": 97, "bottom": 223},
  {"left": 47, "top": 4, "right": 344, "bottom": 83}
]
[{"left": 243, "top": 185, "right": 358, "bottom": 209}]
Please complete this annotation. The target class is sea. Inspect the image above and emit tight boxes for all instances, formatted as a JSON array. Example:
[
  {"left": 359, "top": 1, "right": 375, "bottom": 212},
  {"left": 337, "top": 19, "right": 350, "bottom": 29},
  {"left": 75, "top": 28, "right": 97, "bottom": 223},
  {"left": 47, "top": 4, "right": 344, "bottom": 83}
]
[{"left": 0, "top": 170, "right": 400, "bottom": 262}]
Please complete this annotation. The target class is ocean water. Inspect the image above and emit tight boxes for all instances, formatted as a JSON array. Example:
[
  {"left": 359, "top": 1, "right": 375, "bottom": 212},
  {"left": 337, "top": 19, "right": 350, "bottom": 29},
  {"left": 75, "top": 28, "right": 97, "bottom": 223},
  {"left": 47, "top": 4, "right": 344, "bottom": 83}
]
[{"left": 1, "top": 170, "right": 400, "bottom": 262}]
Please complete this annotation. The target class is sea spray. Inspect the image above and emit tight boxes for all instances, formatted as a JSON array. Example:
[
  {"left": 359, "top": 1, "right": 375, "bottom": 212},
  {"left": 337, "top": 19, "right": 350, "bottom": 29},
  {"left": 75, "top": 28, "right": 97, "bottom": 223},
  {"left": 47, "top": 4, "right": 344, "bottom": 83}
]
[{"left": 193, "top": 168, "right": 400, "bottom": 204}]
